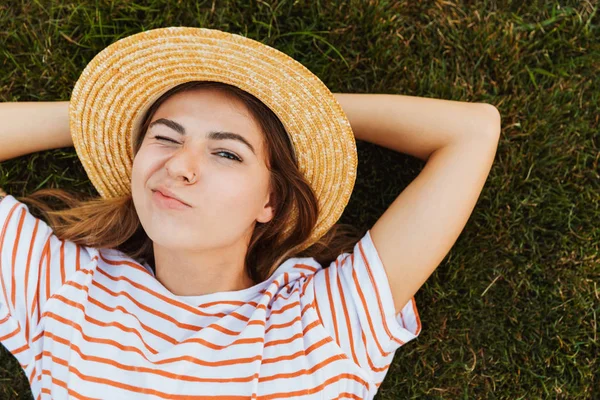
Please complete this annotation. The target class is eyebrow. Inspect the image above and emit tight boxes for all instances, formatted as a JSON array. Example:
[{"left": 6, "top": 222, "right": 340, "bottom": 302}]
[{"left": 148, "top": 118, "right": 256, "bottom": 155}]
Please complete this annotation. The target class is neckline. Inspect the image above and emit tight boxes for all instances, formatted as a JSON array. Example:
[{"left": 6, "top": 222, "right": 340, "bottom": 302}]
[{"left": 141, "top": 258, "right": 295, "bottom": 304}]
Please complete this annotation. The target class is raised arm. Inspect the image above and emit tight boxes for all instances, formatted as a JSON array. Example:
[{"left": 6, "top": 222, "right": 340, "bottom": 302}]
[
  {"left": 333, "top": 93, "right": 501, "bottom": 313},
  {"left": 0, "top": 101, "right": 72, "bottom": 163}
]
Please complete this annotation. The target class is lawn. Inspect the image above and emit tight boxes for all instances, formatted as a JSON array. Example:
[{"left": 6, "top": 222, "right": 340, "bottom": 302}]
[{"left": 0, "top": 0, "right": 598, "bottom": 398}]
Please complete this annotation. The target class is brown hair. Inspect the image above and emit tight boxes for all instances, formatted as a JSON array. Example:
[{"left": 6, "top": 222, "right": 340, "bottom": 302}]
[{"left": 16, "top": 81, "right": 364, "bottom": 285}]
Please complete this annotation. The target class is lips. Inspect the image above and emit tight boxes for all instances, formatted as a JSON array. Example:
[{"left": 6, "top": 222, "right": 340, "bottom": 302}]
[{"left": 152, "top": 187, "right": 191, "bottom": 207}]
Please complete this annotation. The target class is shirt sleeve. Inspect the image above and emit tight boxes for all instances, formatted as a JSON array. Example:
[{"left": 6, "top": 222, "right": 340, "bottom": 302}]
[
  {"left": 0, "top": 194, "right": 94, "bottom": 367},
  {"left": 312, "top": 229, "right": 422, "bottom": 386}
]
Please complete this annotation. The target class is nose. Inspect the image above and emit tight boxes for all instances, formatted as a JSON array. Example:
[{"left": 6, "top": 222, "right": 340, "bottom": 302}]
[{"left": 164, "top": 144, "right": 200, "bottom": 183}]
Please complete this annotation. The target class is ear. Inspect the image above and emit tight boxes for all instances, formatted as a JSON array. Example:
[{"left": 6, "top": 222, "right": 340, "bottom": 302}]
[{"left": 257, "top": 191, "right": 275, "bottom": 224}]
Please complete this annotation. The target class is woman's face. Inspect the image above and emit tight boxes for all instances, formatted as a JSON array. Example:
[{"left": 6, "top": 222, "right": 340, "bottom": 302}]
[{"left": 131, "top": 87, "right": 275, "bottom": 252}]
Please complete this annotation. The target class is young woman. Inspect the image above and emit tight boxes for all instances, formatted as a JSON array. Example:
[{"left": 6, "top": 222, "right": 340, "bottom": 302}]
[{"left": 0, "top": 27, "right": 501, "bottom": 399}]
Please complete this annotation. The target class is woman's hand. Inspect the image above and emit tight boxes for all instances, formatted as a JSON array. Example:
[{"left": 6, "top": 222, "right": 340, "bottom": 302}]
[{"left": 0, "top": 187, "right": 7, "bottom": 197}]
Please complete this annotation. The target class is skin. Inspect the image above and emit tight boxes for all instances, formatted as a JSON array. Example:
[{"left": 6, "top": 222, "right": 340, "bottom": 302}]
[{"left": 131, "top": 88, "right": 275, "bottom": 296}]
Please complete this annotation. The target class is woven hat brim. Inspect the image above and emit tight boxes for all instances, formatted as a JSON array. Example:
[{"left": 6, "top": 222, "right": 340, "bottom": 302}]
[{"left": 69, "top": 27, "right": 357, "bottom": 251}]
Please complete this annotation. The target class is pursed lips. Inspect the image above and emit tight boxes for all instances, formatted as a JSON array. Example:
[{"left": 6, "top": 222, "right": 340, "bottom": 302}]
[{"left": 152, "top": 188, "right": 192, "bottom": 207}]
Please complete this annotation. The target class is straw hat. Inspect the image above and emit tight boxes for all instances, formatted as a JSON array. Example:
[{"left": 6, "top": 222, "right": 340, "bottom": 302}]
[{"left": 69, "top": 26, "right": 357, "bottom": 252}]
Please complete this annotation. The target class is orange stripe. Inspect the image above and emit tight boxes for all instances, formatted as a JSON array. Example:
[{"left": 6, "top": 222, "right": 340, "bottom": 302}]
[
  {"left": 268, "top": 300, "right": 309, "bottom": 329},
  {"left": 274, "top": 284, "right": 297, "bottom": 302},
  {"left": 10, "top": 208, "right": 27, "bottom": 309},
  {"left": 44, "top": 235, "right": 52, "bottom": 313},
  {"left": 261, "top": 372, "right": 369, "bottom": 399},
  {"left": 40, "top": 358, "right": 250, "bottom": 400},
  {"left": 358, "top": 240, "right": 406, "bottom": 346},
  {"left": 0, "top": 202, "right": 21, "bottom": 310},
  {"left": 198, "top": 298, "right": 248, "bottom": 307},
  {"left": 11, "top": 342, "right": 29, "bottom": 355},
  {"left": 35, "top": 239, "right": 50, "bottom": 323},
  {"left": 411, "top": 296, "right": 422, "bottom": 334},
  {"left": 266, "top": 319, "right": 321, "bottom": 349},
  {"left": 265, "top": 314, "right": 301, "bottom": 332},
  {"left": 28, "top": 365, "right": 36, "bottom": 384},
  {"left": 258, "top": 353, "right": 355, "bottom": 382},
  {"left": 24, "top": 218, "right": 40, "bottom": 342},
  {"left": 333, "top": 393, "right": 363, "bottom": 400},
  {"left": 267, "top": 285, "right": 299, "bottom": 308},
  {"left": 277, "top": 283, "right": 302, "bottom": 302},
  {"left": 334, "top": 258, "right": 360, "bottom": 366},
  {"left": 360, "top": 330, "right": 390, "bottom": 373},
  {"left": 350, "top": 253, "right": 393, "bottom": 358},
  {"left": 99, "top": 251, "right": 153, "bottom": 269},
  {"left": 32, "top": 329, "right": 43, "bottom": 344},
  {"left": 59, "top": 240, "right": 65, "bottom": 284},
  {"left": 324, "top": 262, "right": 340, "bottom": 347},
  {"left": 301, "top": 273, "right": 314, "bottom": 295},
  {"left": 270, "top": 299, "right": 298, "bottom": 315},
  {"left": 294, "top": 263, "right": 317, "bottom": 272},
  {"left": 0, "top": 325, "right": 20, "bottom": 341},
  {"left": 261, "top": 336, "right": 330, "bottom": 365},
  {"left": 312, "top": 296, "right": 324, "bottom": 328},
  {"left": 40, "top": 373, "right": 99, "bottom": 400},
  {"left": 76, "top": 244, "right": 81, "bottom": 272}
]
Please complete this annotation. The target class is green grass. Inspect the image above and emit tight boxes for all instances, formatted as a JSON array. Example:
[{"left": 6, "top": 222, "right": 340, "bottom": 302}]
[{"left": 1, "top": 0, "right": 598, "bottom": 398}]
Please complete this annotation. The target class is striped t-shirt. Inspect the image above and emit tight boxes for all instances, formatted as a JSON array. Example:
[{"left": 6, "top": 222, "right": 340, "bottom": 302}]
[{"left": 0, "top": 194, "right": 421, "bottom": 399}]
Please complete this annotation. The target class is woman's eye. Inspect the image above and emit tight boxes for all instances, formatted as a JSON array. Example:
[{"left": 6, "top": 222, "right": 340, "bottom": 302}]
[
  {"left": 154, "top": 135, "right": 179, "bottom": 144},
  {"left": 154, "top": 136, "right": 241, "bottom": 162},
  {"left": 216, "top": 151, "right": 242, "bottom": 162}
]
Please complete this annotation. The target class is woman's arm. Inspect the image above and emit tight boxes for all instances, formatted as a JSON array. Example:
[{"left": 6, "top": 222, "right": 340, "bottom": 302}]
[
  {"left": 333, "top": 92, "right": 501, "bottom": 314},
  {"left": 333, "top": 93, "right": 500, "bottom": 160},
  {"left": 0, "top": 101, "right": 72, "bottom": 162}
]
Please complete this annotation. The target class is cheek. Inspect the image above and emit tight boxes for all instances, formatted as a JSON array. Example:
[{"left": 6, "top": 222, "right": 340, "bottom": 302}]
[
  {"left": 130, "top": 155, "right": 147, "bottom": 194},
  {"left": 130, "top": 155, "right": 149, "bottom": 215},
  {"left": 207, "top": 170, "right": 269, "bottom": 211},
  {"left": 130, "top": 150, "right": 160, "bottom": 214},
  {"left": 132, "top": 148, "right": 160, "bottom": 186}
]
